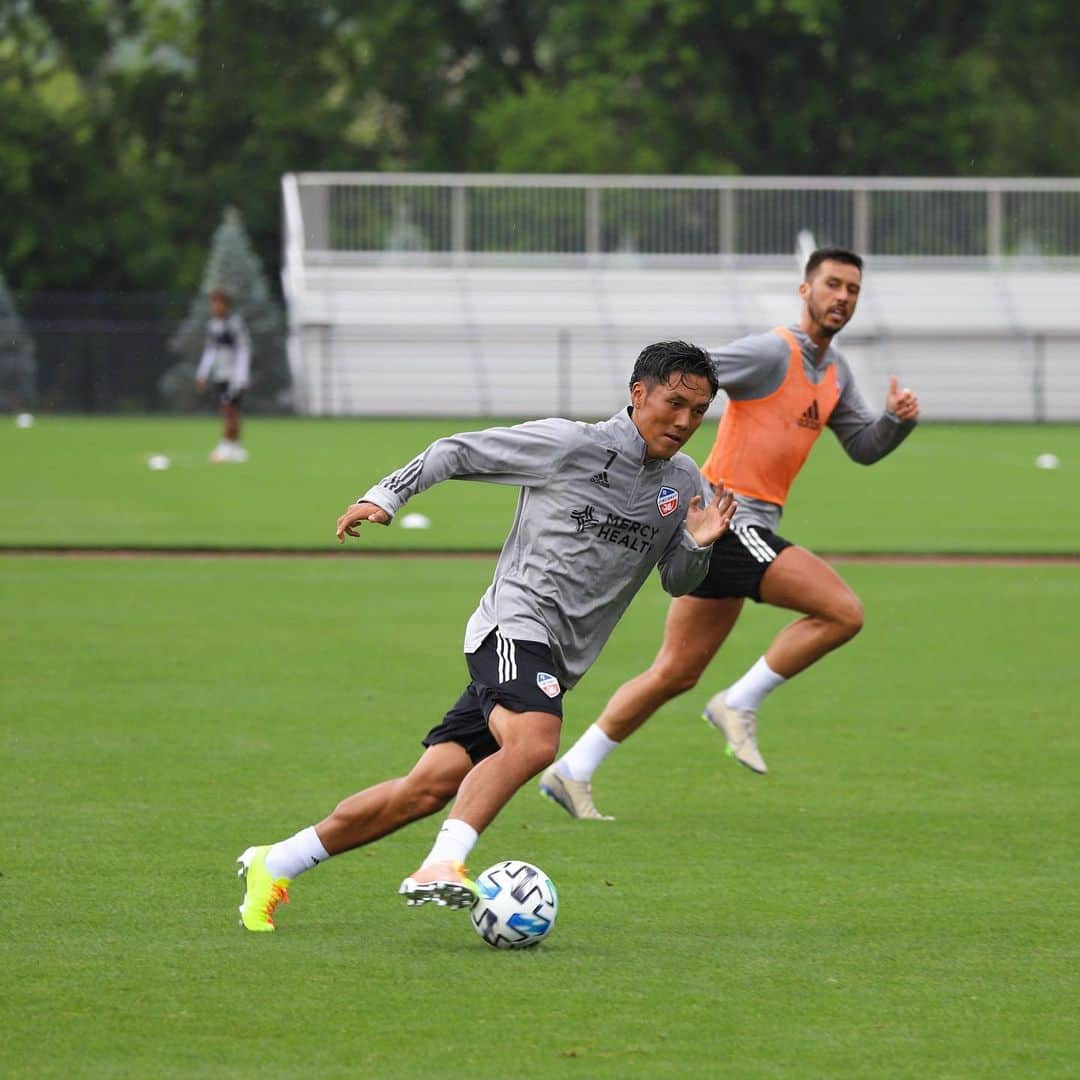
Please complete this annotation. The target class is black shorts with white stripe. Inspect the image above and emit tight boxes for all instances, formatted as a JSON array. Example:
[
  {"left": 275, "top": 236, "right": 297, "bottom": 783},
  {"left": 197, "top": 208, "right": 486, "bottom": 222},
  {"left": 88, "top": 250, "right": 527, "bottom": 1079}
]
[
  {"left": 423, "top": 630, "right": 565, "bottom": 764},
  {"left": 688, "top": 524, "right": 794, "bottom": 602}
]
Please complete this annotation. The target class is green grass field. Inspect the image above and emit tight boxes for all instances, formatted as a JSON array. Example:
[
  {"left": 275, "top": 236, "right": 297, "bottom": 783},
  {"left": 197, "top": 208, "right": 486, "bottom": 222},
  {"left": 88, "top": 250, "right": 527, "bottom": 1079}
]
[
  {"left": 4, "top": 415, "right": 1078, "bottom": 1075},
  {"left": 4, "top": 555, "right": 1078, "bottom": 1078},
  {"left": 2, "top": 415, "right": 1078, "bottom": 552}
]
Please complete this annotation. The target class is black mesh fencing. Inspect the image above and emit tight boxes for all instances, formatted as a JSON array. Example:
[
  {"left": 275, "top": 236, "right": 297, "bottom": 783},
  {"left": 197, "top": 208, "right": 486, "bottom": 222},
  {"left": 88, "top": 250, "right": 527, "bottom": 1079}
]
[{"left": 12, "top": 293, "right": 290, "bottom": 413}]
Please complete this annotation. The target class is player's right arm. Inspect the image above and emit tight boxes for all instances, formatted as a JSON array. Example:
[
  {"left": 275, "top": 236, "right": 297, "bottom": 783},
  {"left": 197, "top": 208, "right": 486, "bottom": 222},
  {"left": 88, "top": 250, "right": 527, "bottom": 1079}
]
[
  {"left": 708, "top": 332, "right": 789, "bottom": 398},
  {"left": 335, "top": 419, "right": 578, "bottom": 541},
  {"left": 195, "top": 339, "right": 214, "bottom": 389}
]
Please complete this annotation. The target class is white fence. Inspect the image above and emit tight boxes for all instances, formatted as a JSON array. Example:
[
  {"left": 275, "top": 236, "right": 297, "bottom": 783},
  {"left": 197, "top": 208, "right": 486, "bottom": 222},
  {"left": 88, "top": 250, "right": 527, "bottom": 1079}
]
[
  {"left": 282, "top": 174, "right": 1080, "bottom": 420},
  {"left": 287, "top": 173, "right": 1080, "bottom": 264}
]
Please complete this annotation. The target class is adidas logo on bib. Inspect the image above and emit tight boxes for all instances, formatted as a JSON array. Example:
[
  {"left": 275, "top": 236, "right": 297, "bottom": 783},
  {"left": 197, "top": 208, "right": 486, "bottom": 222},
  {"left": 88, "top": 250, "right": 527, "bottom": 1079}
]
[{"left": 797, "top": 399, "right": 822, "bottom": 430}]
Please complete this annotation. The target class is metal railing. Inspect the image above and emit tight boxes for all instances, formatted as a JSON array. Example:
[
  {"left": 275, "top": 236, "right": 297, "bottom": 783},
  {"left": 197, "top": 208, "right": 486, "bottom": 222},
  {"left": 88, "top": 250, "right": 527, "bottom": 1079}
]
[{"left": 284, "top": 173, "right": 1080, "bottom": 266}]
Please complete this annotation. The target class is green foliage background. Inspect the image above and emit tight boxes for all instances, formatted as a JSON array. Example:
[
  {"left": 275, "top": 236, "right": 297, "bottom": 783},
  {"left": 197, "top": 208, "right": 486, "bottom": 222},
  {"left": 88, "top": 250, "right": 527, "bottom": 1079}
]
[{"left": 3, "top": 0, "right": 1080, "bottom": 294}]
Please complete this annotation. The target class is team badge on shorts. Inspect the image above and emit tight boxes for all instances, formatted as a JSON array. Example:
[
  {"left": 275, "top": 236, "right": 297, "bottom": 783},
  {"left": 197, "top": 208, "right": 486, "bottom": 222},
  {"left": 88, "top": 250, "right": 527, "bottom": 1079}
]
[
  {"left": 536, "top": 672, "right": 562, "bottom": 699},
  {"left": 656, "top": 486, "right": 679, "bottom": 517}
]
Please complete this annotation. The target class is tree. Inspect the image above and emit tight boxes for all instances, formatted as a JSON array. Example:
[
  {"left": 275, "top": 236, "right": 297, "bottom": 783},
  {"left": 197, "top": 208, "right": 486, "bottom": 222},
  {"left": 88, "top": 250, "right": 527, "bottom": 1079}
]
[
  {"left": 163, "top": 207, "right": 288, "bottom": 411},
  {"left": 3, "top": 0, "right": 1080, "bottom": 300},
  {"left": 0, "top": 270, "right": 36, "bottom": 410}
]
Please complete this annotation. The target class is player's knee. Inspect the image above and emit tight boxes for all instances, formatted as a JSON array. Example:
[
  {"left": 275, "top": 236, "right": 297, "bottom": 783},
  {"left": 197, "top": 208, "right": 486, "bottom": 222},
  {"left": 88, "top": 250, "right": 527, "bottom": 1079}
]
[
  {"left": 508, "top": 728, "right": 560, "bottom": 776},
  {"left": 833, "top": 596, "right": 864, "bottom": 641},
  {"left": 400, "top": 779, "right": 453, "bottom": 818},
  {"left": 651, "top": 658, "right": 700, "bottom": 697},
  {"left": 379, "top": 775, "right": 455, "bottom": 820},
  {"left": 529, "top": 730, "right": 561, "bottom": 773},
  {"left": 413, "top": 789, "right": 452, "bottom": 817}
]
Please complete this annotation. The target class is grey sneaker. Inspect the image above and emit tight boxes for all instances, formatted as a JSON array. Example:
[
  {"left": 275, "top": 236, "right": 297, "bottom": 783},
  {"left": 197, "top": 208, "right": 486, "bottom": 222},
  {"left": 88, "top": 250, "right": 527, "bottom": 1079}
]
[
  {"left": 703, "top": 692, "right": 768, "bottom": 774},
  {"left": 538, "top": 765, "right": 614, "bottom": 821}
]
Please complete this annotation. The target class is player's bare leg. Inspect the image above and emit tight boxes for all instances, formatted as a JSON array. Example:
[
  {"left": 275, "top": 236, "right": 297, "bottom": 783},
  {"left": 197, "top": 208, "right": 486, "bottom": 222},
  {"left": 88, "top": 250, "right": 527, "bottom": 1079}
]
[
  {"left": 598, "top": 594, "right": 744, "bottom": 742},
  {"left": 541, "top": 595, "right": 742, "bottom": 818},
  {"left": 708, "top": 545, "right": 864, "bottom": 774},
  {"left": 451, "top": 706, "right": 561, "bottom": 832},
  {"left": 223, "top": 400, "right": 241, "bottom": 442},
  {"left": 758, "top": 545, "right": 864, "bottom": 676},
  {"left": 315, "top": 742, "right": 473, "bottom": 855},
  {"left": 218, "top": 400, "right": 247, "bottom": 461},
  {"left": 239, "top": 743, "right": 473, "bottom": 929},
  {"left": 401, "top": 707, "right": 560, "bottom": 906}
]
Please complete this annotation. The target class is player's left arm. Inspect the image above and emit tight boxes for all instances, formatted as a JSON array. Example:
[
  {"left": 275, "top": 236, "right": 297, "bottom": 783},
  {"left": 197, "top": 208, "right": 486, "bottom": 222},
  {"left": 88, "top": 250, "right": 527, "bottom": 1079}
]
[
  {"left": 829, "top": 364, "right": 919, "bottom": 465},
  {"left": 684, "top": 484, "right": 736, "bottom": 547},
  {"left": 655, "top": 478, "right": 736, "bottom": 595},
  {"left": 231, "top": 314, "right": 252, "bottom": 391},
  {"left": 885, "top": 374, "right": 919, "bottom": 421}
]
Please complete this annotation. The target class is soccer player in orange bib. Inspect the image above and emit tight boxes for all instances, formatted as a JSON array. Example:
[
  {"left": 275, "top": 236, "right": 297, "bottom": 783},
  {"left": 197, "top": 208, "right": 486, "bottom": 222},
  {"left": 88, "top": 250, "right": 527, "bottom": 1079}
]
[{"left": 541, "top": 247, "right": 920, "bottom": 819}]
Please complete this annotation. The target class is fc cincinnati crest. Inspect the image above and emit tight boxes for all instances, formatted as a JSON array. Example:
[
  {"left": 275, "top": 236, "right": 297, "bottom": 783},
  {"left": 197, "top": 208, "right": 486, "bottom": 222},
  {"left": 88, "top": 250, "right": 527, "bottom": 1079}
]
[
  {"left": 536, "top": 672, "right": 561, "bottom": 699},
  {"left": 656, "top": 486, "right": 679, "bottom": 517}
]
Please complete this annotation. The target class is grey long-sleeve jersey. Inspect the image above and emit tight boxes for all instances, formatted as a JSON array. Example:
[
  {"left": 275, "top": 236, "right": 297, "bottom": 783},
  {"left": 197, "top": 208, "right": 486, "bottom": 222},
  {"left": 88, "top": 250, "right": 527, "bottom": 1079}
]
[
  {"left": 359, "top": 408, "right": 712, "bottom": 690},
  {"left": 707, "top": 326, "right": 917, "bottom": 531}
]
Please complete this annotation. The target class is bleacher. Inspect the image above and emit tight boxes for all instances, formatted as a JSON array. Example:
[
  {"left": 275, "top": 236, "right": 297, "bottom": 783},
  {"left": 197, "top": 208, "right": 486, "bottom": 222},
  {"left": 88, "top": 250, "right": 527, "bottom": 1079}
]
[{"left": 282, "top": 174, "right": 1080, "bottom": 420}]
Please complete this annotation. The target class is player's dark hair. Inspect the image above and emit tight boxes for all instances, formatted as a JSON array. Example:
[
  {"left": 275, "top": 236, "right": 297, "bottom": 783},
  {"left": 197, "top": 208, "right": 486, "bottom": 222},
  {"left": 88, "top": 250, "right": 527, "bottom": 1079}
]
[
  {"left": 629, "top": 340, "right": 718, "bottom": 399},
  {"left": 804, "top": 246, "right": 863, "bottom": 281}
]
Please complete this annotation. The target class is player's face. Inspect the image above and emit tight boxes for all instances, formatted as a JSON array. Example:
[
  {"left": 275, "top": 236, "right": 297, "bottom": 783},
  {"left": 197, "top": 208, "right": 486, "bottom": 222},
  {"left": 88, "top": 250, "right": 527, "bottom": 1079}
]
[
  {"left": 800, "top": 260, "right": 861, "bottom": 338},
  {"left": 210, "top": 295, "right": 230, "bottom": 318},
  {"left": 630, "top": 372, "right": 714, "bottom": 459}
]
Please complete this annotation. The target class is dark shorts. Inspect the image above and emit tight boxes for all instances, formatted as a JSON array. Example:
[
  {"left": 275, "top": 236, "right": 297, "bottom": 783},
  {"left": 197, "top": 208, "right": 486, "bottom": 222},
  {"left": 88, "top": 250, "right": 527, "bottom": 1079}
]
[
  {"left": 689, "top": 524, "right": 794, "bottom": 602},
  {"left": 215, "top": 382, "right": 243, "bottom": 406},
  {"left": 423, "top": 631, "right": 565, "bottom": 765}
]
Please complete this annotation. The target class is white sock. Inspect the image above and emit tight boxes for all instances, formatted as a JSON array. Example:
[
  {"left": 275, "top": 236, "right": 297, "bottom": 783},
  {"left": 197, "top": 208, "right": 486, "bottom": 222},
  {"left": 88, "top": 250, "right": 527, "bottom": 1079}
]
[
  {"left": 265, "top": 825, "right": 330, "bottom": 880},
  {"left": 724, "top": 657, "right": 786, "bottom": 713},
  {"left": 422, "top": 817, "right": 478, "bottom": 868},
  {"left": 558, "top": 723, "right": 620, "bottom": 783}
]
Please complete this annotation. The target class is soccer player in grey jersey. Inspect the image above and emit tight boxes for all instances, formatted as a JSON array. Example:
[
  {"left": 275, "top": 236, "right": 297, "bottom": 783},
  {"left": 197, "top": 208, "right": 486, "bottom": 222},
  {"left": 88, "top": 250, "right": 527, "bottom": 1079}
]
[
  {"left": 543, "top": 248, "right": 920, "bottom": 819},
  {"left": 236, "top": 341, "right": 736, "bottom": 931}
]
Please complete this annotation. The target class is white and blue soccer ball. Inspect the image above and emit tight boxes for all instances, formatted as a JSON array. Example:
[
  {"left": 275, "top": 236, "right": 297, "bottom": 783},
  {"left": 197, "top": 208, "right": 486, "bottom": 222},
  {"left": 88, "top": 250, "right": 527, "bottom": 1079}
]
[{"left": 470, "top": 860, "right": 558, "bottom": 950}]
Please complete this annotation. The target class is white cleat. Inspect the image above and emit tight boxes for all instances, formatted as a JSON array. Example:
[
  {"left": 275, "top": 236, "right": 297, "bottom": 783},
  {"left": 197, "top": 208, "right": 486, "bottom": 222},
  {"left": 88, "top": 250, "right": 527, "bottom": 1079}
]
[
  {"left": 398, "top": 860, "right": 477, "bottom": 909},
  {"left": 703, "top": 692, "right": 768, "bottom": 774},
  {"left": 538, "top": 765, "right": 614, "bottom": 821}
]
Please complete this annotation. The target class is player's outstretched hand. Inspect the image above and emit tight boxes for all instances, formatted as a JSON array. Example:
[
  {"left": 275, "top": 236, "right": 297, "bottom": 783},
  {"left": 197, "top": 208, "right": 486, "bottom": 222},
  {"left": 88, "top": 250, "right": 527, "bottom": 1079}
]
[
  {"left": 336, "top": 501, "right": 392, "bottom": 543},
  {"left": 886, "top": 375, "right": 920, "bottom": 421},
  {"left": 685, "top": 485, "right": 736, "bottom": 548}
]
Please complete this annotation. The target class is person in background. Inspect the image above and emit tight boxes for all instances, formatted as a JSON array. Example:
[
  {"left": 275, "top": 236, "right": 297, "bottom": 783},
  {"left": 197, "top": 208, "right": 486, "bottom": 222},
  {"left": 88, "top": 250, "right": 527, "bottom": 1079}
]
[{"left": 195, "top": 288, "right": 251, "bottom": 463}]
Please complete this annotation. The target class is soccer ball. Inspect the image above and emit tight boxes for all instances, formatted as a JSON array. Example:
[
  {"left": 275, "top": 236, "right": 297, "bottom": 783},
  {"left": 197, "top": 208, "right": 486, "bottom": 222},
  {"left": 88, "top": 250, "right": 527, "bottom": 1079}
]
[{"left": 470, "top": 860, "right": 558, "bottom": 950}]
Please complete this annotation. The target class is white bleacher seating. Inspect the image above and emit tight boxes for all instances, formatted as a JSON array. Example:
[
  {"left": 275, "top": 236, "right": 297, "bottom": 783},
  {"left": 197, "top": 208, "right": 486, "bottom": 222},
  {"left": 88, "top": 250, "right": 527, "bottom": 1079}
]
[{"left": 286, "top": 262, "right": 1080, "bottom": 420}]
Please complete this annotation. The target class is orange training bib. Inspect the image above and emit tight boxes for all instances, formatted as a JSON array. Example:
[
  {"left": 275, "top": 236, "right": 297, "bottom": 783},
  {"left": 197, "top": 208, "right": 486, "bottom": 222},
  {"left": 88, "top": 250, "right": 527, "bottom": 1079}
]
[{"left": 701, "top": 327, "right": 840, "bottom": 506}]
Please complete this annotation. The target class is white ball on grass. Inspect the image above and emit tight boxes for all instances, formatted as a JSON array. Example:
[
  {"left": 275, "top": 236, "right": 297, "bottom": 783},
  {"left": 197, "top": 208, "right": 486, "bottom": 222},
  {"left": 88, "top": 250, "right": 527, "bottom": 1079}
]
[
  {"left": 1035, "top": 453, "right": 1060, "bottom": 470},
  {"left": 147, "top": 454, "right": 171, "bottom": 471},
  {"left": 400, "top": 513, "right": 431, "bottom": 529},
  {"left": 15, "top": 412, "right": 34, "bottom": 428},
  {"left": 470, "top": 860, "right": 559, "bottom": 950}
]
